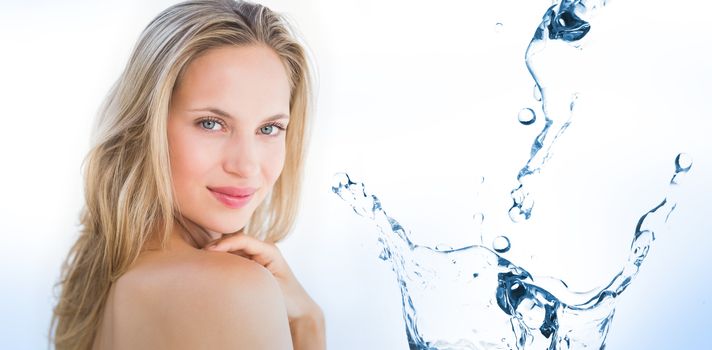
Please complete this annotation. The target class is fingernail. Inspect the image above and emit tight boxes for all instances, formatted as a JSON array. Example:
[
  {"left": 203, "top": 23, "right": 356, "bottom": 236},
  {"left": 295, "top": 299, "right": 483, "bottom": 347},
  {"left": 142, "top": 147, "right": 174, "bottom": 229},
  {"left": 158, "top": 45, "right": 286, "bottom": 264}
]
[{"left": 205, "top": 244, "right": 219, "bottom": 250}]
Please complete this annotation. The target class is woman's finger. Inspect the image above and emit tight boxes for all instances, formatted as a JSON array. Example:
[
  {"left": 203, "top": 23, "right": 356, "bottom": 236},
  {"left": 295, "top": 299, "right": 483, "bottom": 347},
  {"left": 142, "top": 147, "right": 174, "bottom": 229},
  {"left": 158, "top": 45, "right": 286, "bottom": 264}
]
[
  {"left": 205, "top": 233, "right": 268, "bottom": 254},
  {"left": 204, "top": 233, "right": 280, "bottom": 270}
]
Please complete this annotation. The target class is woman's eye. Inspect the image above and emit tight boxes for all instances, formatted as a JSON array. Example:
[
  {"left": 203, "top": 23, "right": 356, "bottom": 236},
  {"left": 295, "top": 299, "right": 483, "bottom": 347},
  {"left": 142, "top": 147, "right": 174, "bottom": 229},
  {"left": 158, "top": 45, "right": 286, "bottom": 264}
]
[
  {"left": 260, "top": 123, "right": 286, "bottom": 136},
  {"left": 260, "top": 125, "right": 275, "bottom": 135},
  {"left": 199, "top": 118, "right": 224, "bottom": 131}
]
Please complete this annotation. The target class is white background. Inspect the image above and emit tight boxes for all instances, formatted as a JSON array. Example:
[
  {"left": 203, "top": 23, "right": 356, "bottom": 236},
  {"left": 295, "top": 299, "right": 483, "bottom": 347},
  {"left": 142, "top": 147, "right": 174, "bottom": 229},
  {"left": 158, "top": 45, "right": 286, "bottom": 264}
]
[{"left": 0, "top": 0, "right": 710, "bottom": 349}]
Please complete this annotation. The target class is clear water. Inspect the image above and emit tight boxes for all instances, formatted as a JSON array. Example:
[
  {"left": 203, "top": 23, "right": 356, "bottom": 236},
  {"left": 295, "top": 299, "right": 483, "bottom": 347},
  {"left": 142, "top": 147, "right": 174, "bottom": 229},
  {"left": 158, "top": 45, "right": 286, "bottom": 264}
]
[
  {"left": 509, "top": 0, "right": 607, "bottom": 223},
  {"left": 332, "top": 155, "right": 690, "bottom": 349},
  {"left": 331, "top": 1, "right": 693, "bottom": 349},
  {"left": 518, "top": 108, "right": 536, "bottom": 126}
]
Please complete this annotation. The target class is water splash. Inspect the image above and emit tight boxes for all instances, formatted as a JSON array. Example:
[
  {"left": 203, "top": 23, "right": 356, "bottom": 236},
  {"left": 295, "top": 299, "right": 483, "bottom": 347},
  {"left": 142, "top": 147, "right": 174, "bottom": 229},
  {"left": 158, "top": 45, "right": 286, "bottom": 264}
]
[
  {"left": 331, "top": 0, "right": 691, "bottom": 348},
  {"left": 509, "top": 0, "right": 609, "bottom": 222},
  {"left": 671, "top": 153, "right": 692, "bottom": 184},
  {"left": 533, "top": 84, "right": 542, "bottom": 102},
  {"left": 332, "top": 155, "right": 690, "bottom": 349}
]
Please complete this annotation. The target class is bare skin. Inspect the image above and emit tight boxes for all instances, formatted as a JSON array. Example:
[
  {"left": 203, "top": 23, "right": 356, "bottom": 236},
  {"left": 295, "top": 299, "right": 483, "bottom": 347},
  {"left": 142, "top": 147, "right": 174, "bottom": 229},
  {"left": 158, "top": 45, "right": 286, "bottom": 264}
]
[
  {"left": 92, "top": 44, "right": 325, "bottom": 349},
  {"left": 205, "top": 230, "right": 326, "bottom": 349},
  {"left": 93, "top": 226, "right": 293, "bottom": 349},
  {"left": 93, "top": 222, "right": 325, "bottom": 349}
]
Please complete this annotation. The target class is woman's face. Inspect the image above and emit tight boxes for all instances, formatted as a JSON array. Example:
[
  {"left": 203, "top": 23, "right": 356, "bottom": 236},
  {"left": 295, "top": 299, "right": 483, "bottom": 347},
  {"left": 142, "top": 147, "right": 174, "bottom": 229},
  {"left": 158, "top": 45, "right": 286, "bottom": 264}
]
[{"left": 167, "top": 44, "right": 291, "bottom": 235}]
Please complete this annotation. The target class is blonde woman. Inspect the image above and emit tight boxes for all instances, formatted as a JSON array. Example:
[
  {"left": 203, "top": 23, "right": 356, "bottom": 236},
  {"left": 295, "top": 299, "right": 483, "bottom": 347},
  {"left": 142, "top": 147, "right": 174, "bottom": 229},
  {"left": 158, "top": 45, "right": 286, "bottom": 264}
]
[{"left": 49, "top": 0, "right": 325, "bottom": 349}]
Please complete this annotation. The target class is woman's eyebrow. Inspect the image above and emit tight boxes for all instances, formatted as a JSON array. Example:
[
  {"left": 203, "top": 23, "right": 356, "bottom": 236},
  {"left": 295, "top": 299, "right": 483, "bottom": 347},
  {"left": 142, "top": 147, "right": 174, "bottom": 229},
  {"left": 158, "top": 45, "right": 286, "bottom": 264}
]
[{"left": 188, "top": 107, "right": 289, "bottom": 122}]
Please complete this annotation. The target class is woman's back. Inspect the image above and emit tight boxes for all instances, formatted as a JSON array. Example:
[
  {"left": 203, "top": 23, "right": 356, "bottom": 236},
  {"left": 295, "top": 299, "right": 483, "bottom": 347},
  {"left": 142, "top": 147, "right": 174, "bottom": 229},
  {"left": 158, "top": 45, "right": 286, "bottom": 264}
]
[{"left": 93, "top": 234, "right": 293, "bottom": 349}]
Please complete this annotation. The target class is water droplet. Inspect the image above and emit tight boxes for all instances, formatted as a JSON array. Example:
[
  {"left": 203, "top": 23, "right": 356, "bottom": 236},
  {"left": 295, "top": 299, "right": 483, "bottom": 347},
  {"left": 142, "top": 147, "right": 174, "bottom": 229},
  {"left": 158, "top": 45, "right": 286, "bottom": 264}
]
[
  {"left": 533, "top": 85, "right": 542, "bottom": 101},
  {"left": 508, "top": 206, "right": 525, "bottom": 223},
  {"left": 378, "top": 249, "right": 389, "bottom": 261},
  {"left": 495, "top": 22, "right": 504, "bottom": 33},
  {"left": 492, "top": 235, "right": 511, "bottom": 253},
  {"left": 569, "top": 93, "right": 579, "bottom": 111},
  {"left": 472, "top": 212, "right": 484, "bottom": 224},
  {"left": 518, "top": 108, "right": 536, "bottom": 125},
  {"left": 674, "top": 153, "right": 692, "bottom": 173}
]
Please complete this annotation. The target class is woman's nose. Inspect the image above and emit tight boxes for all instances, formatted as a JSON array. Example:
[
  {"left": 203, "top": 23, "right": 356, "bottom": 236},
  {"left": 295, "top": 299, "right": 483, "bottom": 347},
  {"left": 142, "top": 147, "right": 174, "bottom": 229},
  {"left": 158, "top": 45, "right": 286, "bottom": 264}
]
[{"left": 223, "top": 135, "right": 260, "bottom": 179}]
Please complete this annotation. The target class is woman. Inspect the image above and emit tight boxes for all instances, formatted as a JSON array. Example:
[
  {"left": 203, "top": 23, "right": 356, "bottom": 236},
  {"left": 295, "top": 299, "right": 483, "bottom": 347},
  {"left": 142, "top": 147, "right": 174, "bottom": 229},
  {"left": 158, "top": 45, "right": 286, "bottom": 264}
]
[{"left": 50, "top": 0, "right": 325, "bottom": 348}]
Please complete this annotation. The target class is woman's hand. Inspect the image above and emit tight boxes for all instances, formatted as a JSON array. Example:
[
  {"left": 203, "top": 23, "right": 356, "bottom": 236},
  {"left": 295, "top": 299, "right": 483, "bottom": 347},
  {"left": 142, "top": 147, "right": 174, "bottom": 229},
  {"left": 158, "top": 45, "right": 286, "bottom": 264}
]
[{"left": 202, "top": 233, "right": 325, "bottom": 349}]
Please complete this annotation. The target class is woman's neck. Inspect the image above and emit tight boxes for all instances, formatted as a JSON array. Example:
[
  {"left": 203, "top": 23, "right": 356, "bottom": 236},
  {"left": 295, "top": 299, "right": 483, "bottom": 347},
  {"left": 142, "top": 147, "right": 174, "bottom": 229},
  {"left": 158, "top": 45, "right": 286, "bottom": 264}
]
[
  {"left": 174, "top": 217, "right": 224, "bottom": 248},
  {"left": 143, "top": 217, "right": 230, "bottom": 253}
]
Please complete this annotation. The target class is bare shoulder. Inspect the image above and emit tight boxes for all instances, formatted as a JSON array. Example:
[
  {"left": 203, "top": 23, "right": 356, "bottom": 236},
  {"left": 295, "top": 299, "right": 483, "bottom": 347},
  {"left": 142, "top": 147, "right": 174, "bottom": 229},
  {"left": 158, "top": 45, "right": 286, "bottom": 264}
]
[{"left": 107, "top": 249, "right": 293, "bottom": 350}]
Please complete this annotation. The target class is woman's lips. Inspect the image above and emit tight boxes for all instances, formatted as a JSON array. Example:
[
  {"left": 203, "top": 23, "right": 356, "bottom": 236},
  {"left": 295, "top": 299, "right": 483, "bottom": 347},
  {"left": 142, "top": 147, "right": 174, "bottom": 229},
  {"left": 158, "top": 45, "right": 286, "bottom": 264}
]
[
  {"left": 208, "top": 187, "right": 255, "bottom": 209},
  {"left": 208, "top": 186, "right": 256, "bottom": 197}
]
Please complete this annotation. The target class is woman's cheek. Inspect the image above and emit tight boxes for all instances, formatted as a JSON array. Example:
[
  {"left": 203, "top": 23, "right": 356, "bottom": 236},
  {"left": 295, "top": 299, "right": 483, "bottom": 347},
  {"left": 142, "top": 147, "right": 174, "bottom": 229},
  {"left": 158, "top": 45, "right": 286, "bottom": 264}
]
[{"left": 170, "top": 131, "right": 218, "bottom": 194}]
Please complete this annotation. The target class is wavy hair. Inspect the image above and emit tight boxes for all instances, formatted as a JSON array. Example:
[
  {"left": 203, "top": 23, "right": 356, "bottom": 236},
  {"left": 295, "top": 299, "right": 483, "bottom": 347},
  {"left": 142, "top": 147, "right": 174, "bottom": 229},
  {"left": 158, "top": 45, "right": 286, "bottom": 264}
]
[{"left": 49, "top": 1, "right": 313, "bottom": 348}]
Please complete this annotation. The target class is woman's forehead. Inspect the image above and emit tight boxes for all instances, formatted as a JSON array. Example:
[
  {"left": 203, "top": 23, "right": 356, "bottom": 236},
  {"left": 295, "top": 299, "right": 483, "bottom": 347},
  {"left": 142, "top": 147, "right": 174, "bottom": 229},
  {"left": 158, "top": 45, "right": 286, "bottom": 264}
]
[{"left": 172, "top": 45, "right": 291, "bottom": 121}]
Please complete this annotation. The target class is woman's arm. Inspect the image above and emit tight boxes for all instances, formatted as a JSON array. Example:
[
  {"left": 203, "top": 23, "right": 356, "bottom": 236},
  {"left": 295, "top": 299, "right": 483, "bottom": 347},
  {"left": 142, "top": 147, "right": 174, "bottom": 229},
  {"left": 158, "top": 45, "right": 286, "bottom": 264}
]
[{"left": 289, "top": 302, "right": 326, "bottom": 350}]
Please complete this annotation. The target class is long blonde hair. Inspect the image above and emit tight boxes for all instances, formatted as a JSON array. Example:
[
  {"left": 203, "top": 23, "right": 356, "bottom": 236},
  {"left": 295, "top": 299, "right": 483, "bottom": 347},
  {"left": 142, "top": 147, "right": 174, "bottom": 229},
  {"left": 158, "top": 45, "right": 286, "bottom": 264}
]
[{"left": 50, "top": 1, "right": 313, "bottom": 348}]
